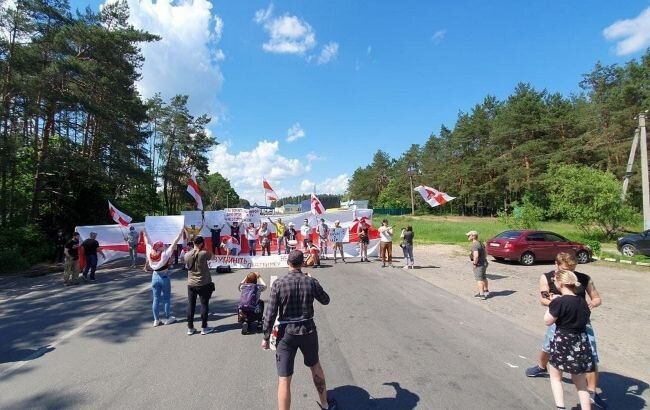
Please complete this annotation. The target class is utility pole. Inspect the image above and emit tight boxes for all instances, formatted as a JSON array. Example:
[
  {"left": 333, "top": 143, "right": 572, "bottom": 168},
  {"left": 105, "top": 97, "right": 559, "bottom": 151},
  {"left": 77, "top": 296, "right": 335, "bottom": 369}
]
[
  {"left": 622, "top": 128, "right": 640, "bottom": 201},
  {"left": 407, "top": 164, "right": 418, "bottom": 216},
  {"left": 640, "top": 113, "right": 650, "bottom": 230}
]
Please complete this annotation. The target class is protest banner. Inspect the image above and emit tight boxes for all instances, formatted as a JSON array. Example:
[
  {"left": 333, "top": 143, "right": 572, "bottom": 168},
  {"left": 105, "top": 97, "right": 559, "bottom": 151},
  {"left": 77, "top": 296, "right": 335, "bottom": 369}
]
[{"left": 145, "top": 215, "right": 185, "bottom": 245}]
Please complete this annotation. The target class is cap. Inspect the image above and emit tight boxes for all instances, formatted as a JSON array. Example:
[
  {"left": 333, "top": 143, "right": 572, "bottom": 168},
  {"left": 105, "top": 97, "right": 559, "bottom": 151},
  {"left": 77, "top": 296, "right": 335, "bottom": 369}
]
[
  {"left": 287, "top": 250, "right": 304, "bottom": 266},
  {"left": 465, "top": 230, "right": 479, "bottom": 237},
  {"left": 289, "top": 222, "right": 295, "bottom": 226},
  {"left": 334, "top": 220, "right": 340, "bottom": 224}
]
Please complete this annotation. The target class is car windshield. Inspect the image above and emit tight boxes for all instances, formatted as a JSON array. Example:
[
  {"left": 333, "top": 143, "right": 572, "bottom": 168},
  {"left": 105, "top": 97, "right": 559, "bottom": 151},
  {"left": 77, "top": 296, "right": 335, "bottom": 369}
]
[{"left": 494, "top": 230, "right": 521, "bottom": 240}]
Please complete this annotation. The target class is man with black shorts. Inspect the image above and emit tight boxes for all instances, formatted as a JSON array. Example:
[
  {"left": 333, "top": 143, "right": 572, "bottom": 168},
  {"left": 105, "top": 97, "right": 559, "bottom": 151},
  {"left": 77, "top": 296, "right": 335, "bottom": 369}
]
[
  {"left": 525, "top": 252, "right": 606, "bottom": 409},
  {"left": 261, "top": 250, "right": 337, "bottom": 410}
]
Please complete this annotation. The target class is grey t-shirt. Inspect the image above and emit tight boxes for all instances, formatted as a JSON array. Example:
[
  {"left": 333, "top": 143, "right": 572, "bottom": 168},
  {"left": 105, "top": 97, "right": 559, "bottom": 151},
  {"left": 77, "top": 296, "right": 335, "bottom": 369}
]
[
  {"left": 470, "top": 240, "right": 487, "bottom": 266},
  {"left": 184, "top": 249, "right": 213, "bottom": 287},
  {"left": 317, "top": 223, "right": 329, "bottom": 238}
]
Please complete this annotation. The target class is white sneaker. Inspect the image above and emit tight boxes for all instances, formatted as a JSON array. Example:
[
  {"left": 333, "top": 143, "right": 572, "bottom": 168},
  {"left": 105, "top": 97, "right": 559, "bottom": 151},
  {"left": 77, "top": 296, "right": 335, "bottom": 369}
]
[
  {"left": 403, "top": 266, "right": 409, "bottom": 270},
  {"left": 164, "top": 316, "right": 176, "bottom": 325},
  {"left": 484, "top": 291, "right": 490, "bottom": 299},
  {"left": 201, "top": 327, "right": 213, "bottom": 335},
  {"left": 153, "top": 320, "right": 161, "bottom": 327},
  {"left": 187, "top": 328, "right": 198, "bottom": 335}
]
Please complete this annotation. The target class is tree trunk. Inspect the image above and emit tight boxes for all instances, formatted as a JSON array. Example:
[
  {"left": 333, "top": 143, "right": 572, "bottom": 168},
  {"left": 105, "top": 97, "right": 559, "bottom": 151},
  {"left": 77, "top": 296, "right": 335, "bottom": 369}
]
[{"left": 30, "top": 106, "right": 55, "bottom": 222}]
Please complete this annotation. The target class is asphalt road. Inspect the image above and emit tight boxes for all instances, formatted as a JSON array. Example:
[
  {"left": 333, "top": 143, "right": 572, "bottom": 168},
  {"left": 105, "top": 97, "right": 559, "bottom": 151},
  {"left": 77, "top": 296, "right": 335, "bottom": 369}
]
[{"left": 0, "top": 258, "right": 641, "bottom": 409}]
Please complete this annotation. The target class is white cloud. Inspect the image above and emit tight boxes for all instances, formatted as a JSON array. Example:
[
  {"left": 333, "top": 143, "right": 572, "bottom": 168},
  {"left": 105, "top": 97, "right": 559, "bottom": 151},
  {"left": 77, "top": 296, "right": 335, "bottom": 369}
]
[
  {"left": 254, "top": 4, "right": 274, "bottom": 24},
  {"left": 367, "top": 45, "right": 372, "bottom": 55},
  {"left": 255, "top": 8, "right": 316, "bottom": 54},
  {"left": 604, "top": 7, "right": 650, "bottom": 55},
  {"left": 103, "top": 0, "right": 225, "bottom": 121},
  {"left": 287, "top": 123, "right": 305, "bottom": 142},
  {"left": 317, "top": 42, "right": 339, "bottom": 64},
  {"left": 214, "top": 49, "right": 225, "bottom": 61},
  {"left": 432, "top": 29, "right": 447, "bottom": 45},
  {"left": 301, "top": 174, "right": 348, "bottom": 195},
  {"left": 300, "top": 179, "right": 315, "bottom": 193},
  {"left": 306, "top": 151, "right": 325, "bottom": 162}
]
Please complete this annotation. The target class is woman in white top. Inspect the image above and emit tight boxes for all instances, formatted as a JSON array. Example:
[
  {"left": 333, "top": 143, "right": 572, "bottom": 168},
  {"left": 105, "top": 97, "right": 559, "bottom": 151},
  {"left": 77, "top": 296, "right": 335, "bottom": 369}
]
[
  {"left": 246, "top": 222, "right": 259, "bottom": 256},
  {"left": 144, "top": 229, "right": 183, "bottom": 327}
]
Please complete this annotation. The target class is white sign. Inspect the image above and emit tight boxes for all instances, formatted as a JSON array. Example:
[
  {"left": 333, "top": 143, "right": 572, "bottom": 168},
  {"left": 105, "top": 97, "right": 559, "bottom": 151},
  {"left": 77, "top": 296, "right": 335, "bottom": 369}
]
[
  {"left": 329, "top": 227, "right": 348, "bottom": 243},
  {"left": 208, "top": 254, "right": 290, "bottom": 269},
  {"left": 225, "top": 208, "right": 246, "bottom": 223},
  {"left": 145, "top": 215, "right": 185, "bottom": 244}
]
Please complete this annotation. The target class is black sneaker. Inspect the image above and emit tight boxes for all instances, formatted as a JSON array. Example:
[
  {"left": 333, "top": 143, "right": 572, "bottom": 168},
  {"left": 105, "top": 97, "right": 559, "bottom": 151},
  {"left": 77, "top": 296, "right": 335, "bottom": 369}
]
[
  {"left": 242, "top": 322, "right": 249, "bottom": 335},
  {"left": 590, "top": 391, "right": 608, "bottom": 409},
  {"left": 525, "top": 365, "right": 547, "bottom": 377}
]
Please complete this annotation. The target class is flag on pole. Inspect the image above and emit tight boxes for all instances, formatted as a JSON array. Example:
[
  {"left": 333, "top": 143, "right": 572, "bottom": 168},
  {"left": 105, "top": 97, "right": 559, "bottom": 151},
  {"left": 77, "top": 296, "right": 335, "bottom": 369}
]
[
  {"left": 414, "top": 185, "right": 456, "bottom": 207},
  {"left": 310, "top": 193, "right": 325, "bottom": 215},
  {"left": 187, "top": 175, "right": 203, "bottom": 210},
  {"left": 263, "top": 179, "right": 279, "bottom": 201},
  {"left": 108, "top": 200, "right": 132, "bottom": 227}
]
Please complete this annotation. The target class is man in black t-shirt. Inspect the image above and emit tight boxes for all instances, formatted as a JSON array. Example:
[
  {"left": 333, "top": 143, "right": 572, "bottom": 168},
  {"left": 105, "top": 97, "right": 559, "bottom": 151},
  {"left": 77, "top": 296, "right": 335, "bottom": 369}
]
[
  {"left": 64, "top": 232, "right": 81, "bottom": 285},
  {"left": 54, "top": 229, "right": 66, "bottom": 263},
  {"left": 525, "top": 252, "right": 607, "bottom": 409},
  {"left": 210, "top": 224, "right": 224, "bottom": 255},
  {"left": 81, "top": 232, "right": 105, "bottom": 281}
]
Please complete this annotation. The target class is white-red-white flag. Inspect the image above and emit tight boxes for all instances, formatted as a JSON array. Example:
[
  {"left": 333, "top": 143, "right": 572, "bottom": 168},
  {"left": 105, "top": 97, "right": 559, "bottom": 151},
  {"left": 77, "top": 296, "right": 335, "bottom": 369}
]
[
  {"left": 414, "top": 185, "right": 456, "bottom": 207},
  {"left": 187, "top": 175, "right": 203, "bottom": 210},
  {"left": 263, "top": 179, "right": 279, "bottom": 201},
  {"left": 310, "top": 193, "right": 325, "bottom": 215},
  {"left": 108, "top": 200, "right": 132, "bottom": 227}
]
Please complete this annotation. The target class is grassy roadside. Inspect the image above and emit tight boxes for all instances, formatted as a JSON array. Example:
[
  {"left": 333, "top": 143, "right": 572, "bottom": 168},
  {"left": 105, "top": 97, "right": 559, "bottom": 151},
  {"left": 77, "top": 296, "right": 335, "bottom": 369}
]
[{"left": 374, "top": 213, "right": 650, "bottom": 264}]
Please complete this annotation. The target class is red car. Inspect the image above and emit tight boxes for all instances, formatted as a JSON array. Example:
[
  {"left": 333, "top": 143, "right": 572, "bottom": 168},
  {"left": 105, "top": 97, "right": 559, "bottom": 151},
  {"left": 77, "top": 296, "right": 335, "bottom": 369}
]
[{"left": 486, "top": 230, "right": 591, "bottom": 266}]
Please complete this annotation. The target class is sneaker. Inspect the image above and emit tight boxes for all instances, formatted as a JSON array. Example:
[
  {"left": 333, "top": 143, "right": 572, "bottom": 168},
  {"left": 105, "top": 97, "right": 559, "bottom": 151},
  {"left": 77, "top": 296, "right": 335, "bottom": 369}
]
[
  {"left": 484, "top": 291, "right": 490, "bottom": 299},
  {"left": 242, "top": 322, "right": 249, "bottom": 335},
  {"left": 342, "top": 259, "right": 346, "bottom": 263},
  {"left": 153, "top": 320, "right": 161, "bottom": 327},
  {"left": 201, "top": 327, "right": 213, "bottom": 335},
  {"left": 187, "top": 328, "right": 198, "bottom": 335},
  {"left": 525, "top": 365, "right": 548, "bottom": 377},
  {"left": 590, "top": 391, "right": 608, "bottom": 409},
  {"left": 480, "top": 294, "right": 487, "bottom": 300},
  {"left": 164, "top": 316, "right": 176, "bottom": 325},
  {"left": 319, "top": 398, "right": 338, "bottom": 410},
  {"left": 403, "top": 266, "right": 409, "bottom": 270},
  {"left": 382, "top": 264, "right": 386, "bottom": 268}
]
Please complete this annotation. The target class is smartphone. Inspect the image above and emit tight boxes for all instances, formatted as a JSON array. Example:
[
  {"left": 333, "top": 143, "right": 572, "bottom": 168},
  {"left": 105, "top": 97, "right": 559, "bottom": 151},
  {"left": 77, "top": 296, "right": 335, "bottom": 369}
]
[{"left": 541, "top": 291, "right": 550, "bottom": 299}]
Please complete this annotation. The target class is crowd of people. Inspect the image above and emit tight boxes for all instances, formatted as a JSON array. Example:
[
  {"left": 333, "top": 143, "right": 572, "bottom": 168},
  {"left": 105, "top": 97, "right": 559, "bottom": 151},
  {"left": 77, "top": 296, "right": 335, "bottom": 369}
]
[{"left": 53, "top": 219, "right": 608, "bottom": 410}]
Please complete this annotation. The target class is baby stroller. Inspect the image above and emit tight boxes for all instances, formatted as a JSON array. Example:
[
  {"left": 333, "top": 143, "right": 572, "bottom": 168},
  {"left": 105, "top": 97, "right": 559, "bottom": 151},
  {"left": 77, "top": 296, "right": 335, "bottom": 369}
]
[{"left": 238, "top": 283, "right": 265, "bottom": 334}]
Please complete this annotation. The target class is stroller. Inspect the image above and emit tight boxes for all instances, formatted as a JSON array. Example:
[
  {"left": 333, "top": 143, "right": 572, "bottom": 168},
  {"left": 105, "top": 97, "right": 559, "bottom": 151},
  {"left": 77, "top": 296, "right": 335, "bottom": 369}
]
[{"left": 238, "top": 283, "right": 264, "bottom": 334}]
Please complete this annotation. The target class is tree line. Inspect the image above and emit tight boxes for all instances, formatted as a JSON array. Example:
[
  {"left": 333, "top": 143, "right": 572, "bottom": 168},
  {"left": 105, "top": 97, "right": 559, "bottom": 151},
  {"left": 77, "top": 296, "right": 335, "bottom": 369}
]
[{"left": 347, "top": 50, "right": 650, "bottom": 219}]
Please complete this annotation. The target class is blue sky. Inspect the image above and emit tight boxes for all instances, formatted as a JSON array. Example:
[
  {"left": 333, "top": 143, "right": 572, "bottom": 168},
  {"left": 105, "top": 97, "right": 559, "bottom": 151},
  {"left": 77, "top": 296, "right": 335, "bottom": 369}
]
[{"left": 71, "top": 0, "right": 650, "bottom": 204}]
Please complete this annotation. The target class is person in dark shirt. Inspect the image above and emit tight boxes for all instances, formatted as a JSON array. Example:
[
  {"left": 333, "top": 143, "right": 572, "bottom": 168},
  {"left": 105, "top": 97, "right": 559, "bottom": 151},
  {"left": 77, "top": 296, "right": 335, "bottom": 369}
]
[
  {"left": 54, "top": 229, "right": 66, "bottom": 263},
  {"left": 63, "top": 232, "right": 81, "bottom": 285},
  {"left": 261, "top": 250, "right": 337, "bottom": 410},
  {"left": 400, "top": 226, "right": 415, "bottom": 269},
  {"left": 544, "top": 269, "right": 593, "bottom": 410},
  {"left": 210, "top": 224, "right": 224, "bottom": 255},
  {"left": 227, "top": 221, "right": 241, "bottom": 247},
  {"left": 81, "top": 232, "right": 105, "bottom": 281}
]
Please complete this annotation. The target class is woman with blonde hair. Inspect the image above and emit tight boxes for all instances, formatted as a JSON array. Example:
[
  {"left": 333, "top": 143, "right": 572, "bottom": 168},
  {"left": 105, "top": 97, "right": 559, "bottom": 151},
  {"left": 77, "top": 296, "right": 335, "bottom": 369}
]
[
  {"left": 544, "top": 269, "right": 593, "bottom": 410},
  {"left": 238, "top": 271, "right": 267, "bottom": 334}
]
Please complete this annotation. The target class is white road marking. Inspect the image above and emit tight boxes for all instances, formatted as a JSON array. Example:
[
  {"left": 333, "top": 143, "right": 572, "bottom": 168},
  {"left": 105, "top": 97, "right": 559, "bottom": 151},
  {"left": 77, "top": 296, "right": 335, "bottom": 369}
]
[
  {"left": 505, "top": 362, "right": 519, "bottom": 368},
  {"left": 0, "top": 282, "right": 151, "bottom": 379},
  {"left": 518, "top": 355, "right": 528, "bottom": 360}
]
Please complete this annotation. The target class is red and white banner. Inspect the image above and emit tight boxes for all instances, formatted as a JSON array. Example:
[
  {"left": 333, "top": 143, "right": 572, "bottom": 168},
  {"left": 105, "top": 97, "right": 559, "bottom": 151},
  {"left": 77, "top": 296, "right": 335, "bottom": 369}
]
[
  {"left": 414, "top": 185, "right": 456, "bottom": 207},
  {"left": 187, "top": 175, "right": 203, "bottom": 210},
  {"left": 263, "top": 179, "right": 279, "bottom": 201},
  {"left": 310, "top": 193, "right": 325, "bottom": 215},
  {"left": 108, "top": 200, "right": 132, "bottom": 227}
]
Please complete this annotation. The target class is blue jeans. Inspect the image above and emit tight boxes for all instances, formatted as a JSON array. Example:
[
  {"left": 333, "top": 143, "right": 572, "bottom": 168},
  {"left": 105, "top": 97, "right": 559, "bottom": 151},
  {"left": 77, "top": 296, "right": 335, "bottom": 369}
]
[
  {"left": 151, "top": 272, "right": 171, "bottom": 321},
  {"left": 402, "top": 244, "right": 414, "bottom": 266},
  {"left": 83, "top": 254, "right": 98, "bottom": 279},
  {"left": 248, "top": 239, "right": 256, "bottom": 256},
  {"left": 128, "top": 245, "right": 137, "bottom": 265}
]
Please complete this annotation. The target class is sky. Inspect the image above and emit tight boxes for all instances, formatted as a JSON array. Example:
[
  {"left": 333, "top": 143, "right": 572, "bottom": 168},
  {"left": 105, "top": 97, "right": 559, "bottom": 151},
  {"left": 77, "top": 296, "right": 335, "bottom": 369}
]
[{"left": 69, "top": 0, "right": 650, "bottom": 205}]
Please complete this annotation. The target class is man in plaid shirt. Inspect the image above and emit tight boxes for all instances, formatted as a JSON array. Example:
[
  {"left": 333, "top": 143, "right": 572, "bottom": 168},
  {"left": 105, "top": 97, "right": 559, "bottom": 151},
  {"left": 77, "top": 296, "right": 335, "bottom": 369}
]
[{"left": 262, "top": 250, "right": 337, "bottom": 410}]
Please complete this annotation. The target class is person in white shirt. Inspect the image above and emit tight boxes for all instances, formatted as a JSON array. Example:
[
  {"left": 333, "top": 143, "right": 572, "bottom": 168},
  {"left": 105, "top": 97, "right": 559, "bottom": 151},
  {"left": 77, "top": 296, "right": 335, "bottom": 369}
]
[
  {"left": 378, "top": 219, "right": 394, "bottom": 268},
  {"left": 300, "top": 218, "right": 312, "bottom": 250},
  {"left": 144, "top": 228, "right": 183, "bottom": 327},
  {"left": 246, "top": 222, "right": 259, "bottom": 256}
]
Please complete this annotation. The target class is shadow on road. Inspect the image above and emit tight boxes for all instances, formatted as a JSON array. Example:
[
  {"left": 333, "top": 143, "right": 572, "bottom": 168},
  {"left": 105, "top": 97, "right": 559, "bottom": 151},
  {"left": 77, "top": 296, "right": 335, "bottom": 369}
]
[
  {"left": 486, "top": 273, "right": 508, "bottom": 280},
  {"left": 330, "top": 381, "right": 419, "bottom": 410},
  {"left": 1, "top": 389, "right": 87, "bottom": 409},
  {"left": 487, "top": 290, "right": 516, "bottom": 298},
  {"left": 598, "top": 371, "right": 649, "bottom": 410}
]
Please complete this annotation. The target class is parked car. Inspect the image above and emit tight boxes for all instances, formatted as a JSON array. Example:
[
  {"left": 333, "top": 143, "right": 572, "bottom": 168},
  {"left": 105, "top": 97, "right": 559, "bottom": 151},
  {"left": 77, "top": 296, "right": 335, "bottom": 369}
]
[
  {"left": 617, "top": 230, "right": 650, "bottom": 257},
  {"left": 486, "top": 230, "right": 591, "bottom": 266}
]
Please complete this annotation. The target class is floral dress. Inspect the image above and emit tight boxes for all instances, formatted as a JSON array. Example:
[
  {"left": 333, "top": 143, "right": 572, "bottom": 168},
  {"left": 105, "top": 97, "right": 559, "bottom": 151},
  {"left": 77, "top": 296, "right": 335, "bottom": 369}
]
[{"left": 548, "top": 295, "right": 594, "bottom": 374}]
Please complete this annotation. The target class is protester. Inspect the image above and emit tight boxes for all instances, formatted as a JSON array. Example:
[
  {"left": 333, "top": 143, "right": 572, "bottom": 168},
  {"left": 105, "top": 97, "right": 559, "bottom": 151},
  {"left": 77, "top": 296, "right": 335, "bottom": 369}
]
[
  {"left": 221, "top": 235, "right": 240, "bottom": 256},
  {"left": 238, "top": 271, "right": 267, "bottom": 334},
  {"left": 246, "top": 222, "right": 259, "bottom": 256},
  {"left": 300, "top": 218, "right": 312, "bottom": 250},
  {"left": 400, "top": 226, "right": 415, "bottom": 269},
  {"left": 269, "top": 217, "right": 286, "bottom": 254},
  {"left": 544, "top": 269, "right": 594, "bottom": 410},
  {"left": 143, "top": 228, "right": 182, "bottom": 327},
  {"left": 259, "top": 222, "right": 272, "bottom": 256},
  {"left": 185, "top": 214, "right": 205, "bottom": 242},
  {"left": 378, "top": 219, "right": 393, "bottom": 268},
  {"left": 262, "top": 250, "right": 337, "bottom": 410},
  {"left": 54, "top": 229, "right": 66, "bottom": 263},
  {"left": 185, "top": 236, "right": 215, "bottom": 335},
  {"left": 317, "top": 218, "right": 329, "bottom": 259},
  {"left": 284, "top": 222, "right": 298, "bottom": 253},
  {"left": 467, "top": 230, "right": 489, "bottom": 299},
  {"left": 304, "top": 239, "right": 321, "bottom": 268},
  {"left": 526, "top": 252, "right": 606, "bottom": 409},
  {"left": 227, "top": 221, "right": 242, "bottom": 248},
  {"left": 210, "top": 223, "right": 224, "bottom": 255},
  {"left": 332, "top": 220, "right": 346, "bottom": 264},
  {"left": 124, "top": 226, "right": 140, "bottom": 268},
  {"left": 63, "top": 232, "right": 81, "bottom": 286},
  {"left": 357, "top": 218, "right": 370, "bottom": 262},
  {"left": 81, "top": 232, "right": 105, "bottom": 281}
]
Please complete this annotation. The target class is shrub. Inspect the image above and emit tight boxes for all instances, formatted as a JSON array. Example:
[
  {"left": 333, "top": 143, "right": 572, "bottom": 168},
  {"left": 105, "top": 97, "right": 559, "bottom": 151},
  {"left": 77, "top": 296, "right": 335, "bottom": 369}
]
[{"left": 0, "top": 224, "right": 51, "bottom": 273}]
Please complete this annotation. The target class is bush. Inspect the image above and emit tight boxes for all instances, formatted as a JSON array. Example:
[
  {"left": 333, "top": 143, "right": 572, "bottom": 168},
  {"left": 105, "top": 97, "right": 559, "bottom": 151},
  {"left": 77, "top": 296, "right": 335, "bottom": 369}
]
[
  {"left": 0, "top": 224, "right": 51, "bottom": 273},
  {"left": 497, "top": 195, "right": 545, "bottom": 229},
  {"left": 584, "top": 239, "right": 601, "bottom": 255}
]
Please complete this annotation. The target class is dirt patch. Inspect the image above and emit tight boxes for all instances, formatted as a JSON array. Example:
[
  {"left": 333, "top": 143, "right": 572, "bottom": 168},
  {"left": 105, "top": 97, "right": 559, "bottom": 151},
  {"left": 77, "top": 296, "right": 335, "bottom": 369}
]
[{"left": 402, "top": 244, "right": 650, "bottom": 383}]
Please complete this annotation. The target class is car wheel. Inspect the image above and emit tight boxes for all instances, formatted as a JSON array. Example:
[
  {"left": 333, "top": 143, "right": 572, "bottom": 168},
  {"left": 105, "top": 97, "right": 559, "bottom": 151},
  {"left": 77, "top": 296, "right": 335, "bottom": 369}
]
[
  {"left": 520, "top": 252, "right": 535, "bottom": 266},
  {"left": 621, "top": 244, "right": 637, "bottom": 257},
  {"left": 576, "top": 250, "right": 590, "bottom": 264}
]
